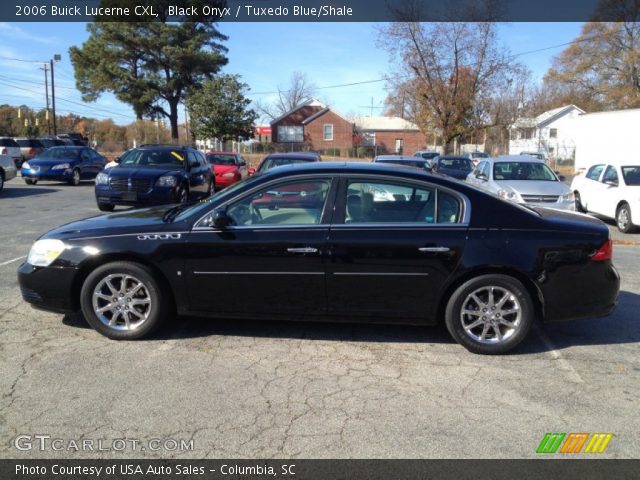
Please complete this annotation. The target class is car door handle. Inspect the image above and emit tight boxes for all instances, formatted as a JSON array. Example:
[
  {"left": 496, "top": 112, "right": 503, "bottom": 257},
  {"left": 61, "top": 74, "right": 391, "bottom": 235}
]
[
  {"left": 287, "top": 247, "right": 319, "bottom": 254},
  {"left": 418, "top": 246, "right": 451, "bottom": 253}
]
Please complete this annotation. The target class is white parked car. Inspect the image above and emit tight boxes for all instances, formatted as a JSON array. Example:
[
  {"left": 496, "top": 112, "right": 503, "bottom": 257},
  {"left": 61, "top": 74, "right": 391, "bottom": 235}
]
[
  {"left": 0, "top": 137, "right": 22, "bottom": 168},
  {"left": 571, "top": 163, "right": 640, "bottom": 233},
  {"left": 466, "top": 155, "right": 575, "bottom": 211},
  {"left": 0, "top": 153, "right": 18, "bottom": 193}
]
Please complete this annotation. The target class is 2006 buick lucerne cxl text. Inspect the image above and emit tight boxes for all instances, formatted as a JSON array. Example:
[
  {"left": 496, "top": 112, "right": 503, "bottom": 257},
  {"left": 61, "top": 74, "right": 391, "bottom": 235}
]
[{"left": 18, "top": 162, "right": 619, "bottom": 354}]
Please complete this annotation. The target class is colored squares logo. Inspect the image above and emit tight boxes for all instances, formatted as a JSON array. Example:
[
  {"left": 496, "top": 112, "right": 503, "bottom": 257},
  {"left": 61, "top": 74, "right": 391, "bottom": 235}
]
[{"left": 537, "top": 433, "right": 613, "bottom": 454}]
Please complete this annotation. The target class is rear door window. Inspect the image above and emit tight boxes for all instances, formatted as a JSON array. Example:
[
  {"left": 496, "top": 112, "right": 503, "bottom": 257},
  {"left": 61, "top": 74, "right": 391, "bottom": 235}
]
[{"left": 586, "top": 164, "right": 605, "bottom": 181}]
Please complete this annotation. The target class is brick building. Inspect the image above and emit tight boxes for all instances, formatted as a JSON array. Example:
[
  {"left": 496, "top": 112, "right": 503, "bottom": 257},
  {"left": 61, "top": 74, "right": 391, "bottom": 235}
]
[{"left": 270, "top": 99, "right": 426, "bottom": 155}]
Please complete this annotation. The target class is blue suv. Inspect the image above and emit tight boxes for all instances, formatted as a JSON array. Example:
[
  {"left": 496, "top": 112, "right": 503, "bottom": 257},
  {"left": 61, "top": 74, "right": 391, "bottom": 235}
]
[{"left": 94, "top": 145, "right": 213, "bottom": 211}]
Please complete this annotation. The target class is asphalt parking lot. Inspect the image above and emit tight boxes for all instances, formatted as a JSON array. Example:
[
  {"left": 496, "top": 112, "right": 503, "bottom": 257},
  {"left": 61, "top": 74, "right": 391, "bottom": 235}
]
[{"left": 0, "top": 177, "right": 639, "bottom": 459}]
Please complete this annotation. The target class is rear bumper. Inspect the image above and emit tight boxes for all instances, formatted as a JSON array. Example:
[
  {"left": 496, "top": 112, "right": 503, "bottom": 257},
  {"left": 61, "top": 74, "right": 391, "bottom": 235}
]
[
  {"left": 18, "top": 262, "right": 78, "bottom": 313},
  {"left": 542, "top": 263, "right": 620, "bottom": 322}
]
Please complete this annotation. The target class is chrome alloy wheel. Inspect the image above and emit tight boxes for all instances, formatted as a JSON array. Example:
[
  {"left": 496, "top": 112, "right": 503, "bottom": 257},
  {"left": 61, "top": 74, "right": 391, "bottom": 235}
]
[
  {"left": 617, "top": 207, "right": 630, "bottom": 231},
  {"left": 92, "top": 274, "right": 151, "bottom": 331},
  {"left": 460, "top": 286, "right": 522, "bottom": 344}
]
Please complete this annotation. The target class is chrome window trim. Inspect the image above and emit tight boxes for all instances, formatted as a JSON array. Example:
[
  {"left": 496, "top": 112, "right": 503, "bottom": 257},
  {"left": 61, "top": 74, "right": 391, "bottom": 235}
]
[
  {"left": 192, "top": 172, "right": 471, "bottom": 230},
  {"left": 193, "top": 271, "right": 324, "bottom": 275}
]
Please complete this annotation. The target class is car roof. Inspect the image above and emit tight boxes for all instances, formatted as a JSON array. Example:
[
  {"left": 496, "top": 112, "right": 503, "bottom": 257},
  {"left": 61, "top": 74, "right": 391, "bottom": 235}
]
[
  {"left": 374, "top": 155, "right": 420, "bottom": 160},
  {"left": 206, "top": 151, "right": 237, "bottom": 155},
  {"left": 438, "top": 155, "right": 470, "bottom": 160},
  {"left": 136, "top": 144, "right": 189, "bottom": 150},
  {"left": 264, "top": 152, "right": 320, "bottom": 159},
  {"left": 494, "top": 155, "right": 545, "bottom": 163}
]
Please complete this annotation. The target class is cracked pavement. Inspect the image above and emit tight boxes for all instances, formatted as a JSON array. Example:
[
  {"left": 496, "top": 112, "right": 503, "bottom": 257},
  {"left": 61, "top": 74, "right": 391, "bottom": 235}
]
[{"left": 0, "top": 179, "right": 639, "bottom": 459}]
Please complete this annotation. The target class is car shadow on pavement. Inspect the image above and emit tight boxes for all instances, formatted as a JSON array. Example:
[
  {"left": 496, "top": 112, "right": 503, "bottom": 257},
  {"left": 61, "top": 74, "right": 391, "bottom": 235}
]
[
  {"left": 62, "top": 291, "right": 640, "bottom": 353},
  {"left": 1, "top": 187, "right": 61, "bottom": 198}
]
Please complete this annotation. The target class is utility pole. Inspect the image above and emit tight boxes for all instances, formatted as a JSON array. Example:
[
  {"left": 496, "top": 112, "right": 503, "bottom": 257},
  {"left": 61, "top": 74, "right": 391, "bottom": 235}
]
[
  {"left": 50, "top": 54, "right": 61, "bottom": 136},
  {"left": 184, "top": 103, "right": 190, "bottom": 144},
  {"left": 41, "top": 63, "right": 51, "bottom": 135}
]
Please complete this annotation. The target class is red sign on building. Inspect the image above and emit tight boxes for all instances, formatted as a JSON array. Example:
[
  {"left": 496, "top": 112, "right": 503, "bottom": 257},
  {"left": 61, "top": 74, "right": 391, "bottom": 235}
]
[{"left": 256, "top": 126, "right": 272, "bottom": 135}]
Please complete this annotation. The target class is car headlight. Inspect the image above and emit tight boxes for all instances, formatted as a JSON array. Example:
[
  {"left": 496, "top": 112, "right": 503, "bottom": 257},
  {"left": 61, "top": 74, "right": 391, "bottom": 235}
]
[
  {"left": 222, "top": 172, "right": 236, "bottom": 178},
  {"left": 95, "top": 172, "right": 109, "bottom": 185},
  {"left": 498, "top": 189, "right": 519, "bottom": 201},
  {"left": 51, "top": 163, "right": 70, "bottom": 170},
  {"left": 27, "top": 239, "right": 66, "bottom": 267},
  {"left": 22, "top": 162, "right": 30, "bottom": 170},
  {"left": 562, "top": 192, "right": 575, "bottom": 202},
  {"left": 156, "top": 176, "right": 178, "bottom": 187}
]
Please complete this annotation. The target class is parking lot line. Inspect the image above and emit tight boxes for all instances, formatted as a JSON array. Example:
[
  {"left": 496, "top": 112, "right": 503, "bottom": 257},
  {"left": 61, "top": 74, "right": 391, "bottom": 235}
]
[
  {"left": 533, "top": 324, "right": 584, "bottom": 384},
  {"left": 0, "top": 256, "right": 25, "bottom": 267}
]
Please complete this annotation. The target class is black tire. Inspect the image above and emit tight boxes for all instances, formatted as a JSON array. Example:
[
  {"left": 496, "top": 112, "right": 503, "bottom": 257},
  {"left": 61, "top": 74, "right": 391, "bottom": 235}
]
[
  {"left": 69, "top": 168, "right": 81, "bottom": 186},
  {"left": 444, "top": 274, "right": 534, "bottom": 355},
  {"left": 98, "top": 202, "right": 115, "bottom": 212},
  {"left": 80, "top": 261, "right": 169, "bottom": 340},
  {"left": 24, "top": 178, "right": 37, "bottom": 185},
  {"left": 0, "top": 171, "right": 4, "bottom": 192},
  {"left": 206, "top": 179, "right": 214, "bottom": 197},
  {"left": 574, "top": 191, "right": 586, "bottom": 213},
  {"left": 177, "top": 185, "right": 189, "bottom": 203},
  {"left": 616, "top": 203, "right": 636, "bottom": 234}
]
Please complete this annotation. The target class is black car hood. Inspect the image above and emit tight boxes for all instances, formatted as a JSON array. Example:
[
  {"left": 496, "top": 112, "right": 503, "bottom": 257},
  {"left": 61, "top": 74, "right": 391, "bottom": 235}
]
[
  {"left": 42, "top": 205, "right": 188, "bottom": 241},
  {"left": 106, "top": 166, "right": 183, "bottom": 179}
]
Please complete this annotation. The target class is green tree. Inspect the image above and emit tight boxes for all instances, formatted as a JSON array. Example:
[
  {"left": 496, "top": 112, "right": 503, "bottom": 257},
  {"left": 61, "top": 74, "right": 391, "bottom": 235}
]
[
  {"left": 187, "top": 75, "right": 257, "bottom": 141},
  {"left": 69, "top": 1, "right": 228, "bottom": 140}
]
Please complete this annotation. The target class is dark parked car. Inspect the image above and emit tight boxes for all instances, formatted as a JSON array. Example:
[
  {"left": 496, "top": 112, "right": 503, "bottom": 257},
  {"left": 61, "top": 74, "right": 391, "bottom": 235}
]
[
  {"left": 253, "top": 152, "right": 321, "bottom": 174},
  {"left": 21, "top": 146, "right": 106, "bottom": 185},
  {"left": 18, "top": 163, "right": 619, "bottom": 354},
  {"left": 94, "top": 145, "right": 213, "bottom": 211},
  {"left": 432, "top": 155, "right": 474, "bottom": 180},
  {"left": 38, "top": 137, "right": 68, "bottom": 149}
]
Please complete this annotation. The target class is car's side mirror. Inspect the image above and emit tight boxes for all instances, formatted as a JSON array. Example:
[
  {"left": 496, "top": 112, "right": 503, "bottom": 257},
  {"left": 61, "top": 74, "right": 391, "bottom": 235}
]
[
  {"left": 558, "top": 175, "right": 566, "bottom": 182},
  {"left": 477, "top": 173, "right": 487, "bottom": 181},
  {"left": 238, "top": 161, "right": 247, "bottom": 167},
  {"left": 248, "top": 167, "right": 256, "bottom": 176},
  {"left": 212, "top": 208, "right": 231, "bottom": 228},
  {"left": 605, "top": 180, "right": 618, "bottom": 187}
]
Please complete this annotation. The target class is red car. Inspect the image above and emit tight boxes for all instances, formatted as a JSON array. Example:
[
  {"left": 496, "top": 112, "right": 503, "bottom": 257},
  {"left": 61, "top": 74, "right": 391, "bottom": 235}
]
[{"left": 205, "top": 151, "right": 249, "bottom": 189}]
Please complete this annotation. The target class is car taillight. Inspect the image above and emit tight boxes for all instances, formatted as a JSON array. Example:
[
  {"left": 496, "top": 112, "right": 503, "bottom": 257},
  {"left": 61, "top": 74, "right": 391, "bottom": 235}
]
[
  {"left": 591, "top": 239, "right": 612, "bottom": 261},
  {"left": 28, "top": 148, "right": 36, "bottom": 156},
  {"left": 0, "top": 147, "right": 6, "bottom": 155}
]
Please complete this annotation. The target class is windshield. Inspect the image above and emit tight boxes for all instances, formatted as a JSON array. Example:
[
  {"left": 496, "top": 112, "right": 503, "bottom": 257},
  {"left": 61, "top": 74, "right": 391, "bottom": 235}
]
[
  {"left": 258, "top": 157, "right": 314, "bottom": 172},
  {"left": 119, "top": 149, "right": 185, "bottom": 167},
  {"left": 39, "top": 147, "right": 80, "bottom": 160},
  {"left": 622, "top": 166, "right": 640, "bottom": 186},
  {"left": 493, "top": 162, "right": 557, "bottom": 181},
  {"left": 207, "top": 154, "right": 237, "bottom": 165},
  {"left": 438, "top": 158, "right": 473, "bottom": 171}
]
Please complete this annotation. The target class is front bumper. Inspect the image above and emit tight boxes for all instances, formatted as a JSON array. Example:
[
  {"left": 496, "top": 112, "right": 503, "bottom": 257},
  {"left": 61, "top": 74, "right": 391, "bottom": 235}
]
[
  {"left": 95, "top": 185, "right": 178, "bottom": 206},
  {"left": 521, "top": 199, "right": 576, "bottom": 211},
  {"left": 21, "top": 167, "right": 74, "bottom": 181},
  {"left": 18, "top": 262, "right": 78, "bottom": 313}
]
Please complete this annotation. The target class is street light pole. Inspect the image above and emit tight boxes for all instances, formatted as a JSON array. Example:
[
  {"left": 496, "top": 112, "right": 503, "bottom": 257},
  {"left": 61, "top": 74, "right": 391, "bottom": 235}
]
[{"left": 41, "top": 63, "right": 51, "bottom": 135}]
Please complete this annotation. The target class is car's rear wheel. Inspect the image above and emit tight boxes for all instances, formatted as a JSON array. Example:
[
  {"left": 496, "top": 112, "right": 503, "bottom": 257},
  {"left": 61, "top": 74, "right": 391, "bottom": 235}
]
[
  {"left": 616, "top": 203, "right": 636, "bottom": 233},
  {"left": 445, "top": 274, "right": 534, "bottom": 355},
  {"left": 80, "top": 261, "right": 168, "bottom": 340},
  {"left": 574, "top": 191, "right": 586, "bottom": 213},
  {"left": 98, "top": 202, "right": 115, "bottom": 212},
  {"left": 24, "top": 178, "right": 37, "bottom": 185},
  {"left": 69, "top": 168, "right": 81, "bottom": 186}
]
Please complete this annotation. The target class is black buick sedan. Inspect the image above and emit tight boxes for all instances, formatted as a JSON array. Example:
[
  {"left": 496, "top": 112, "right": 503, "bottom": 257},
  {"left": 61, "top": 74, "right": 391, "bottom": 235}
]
[{"left": 18, "top": 163, "right": 619, "bottom": 354}]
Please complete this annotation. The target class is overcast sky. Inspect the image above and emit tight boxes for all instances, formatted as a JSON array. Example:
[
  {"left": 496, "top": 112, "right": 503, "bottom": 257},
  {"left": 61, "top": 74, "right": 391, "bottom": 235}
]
[{"left": 0, "top": 22, "right": 584, "bottom": 126}]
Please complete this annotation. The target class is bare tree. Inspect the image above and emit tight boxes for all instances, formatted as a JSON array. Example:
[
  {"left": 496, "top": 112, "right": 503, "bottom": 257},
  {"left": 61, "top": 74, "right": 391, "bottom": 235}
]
[
  {"left": 256, "top": 71, "right": 317, "bottom": 120},
  {"left": 378, "top": 3, "right": 523, "bottom": 153}
]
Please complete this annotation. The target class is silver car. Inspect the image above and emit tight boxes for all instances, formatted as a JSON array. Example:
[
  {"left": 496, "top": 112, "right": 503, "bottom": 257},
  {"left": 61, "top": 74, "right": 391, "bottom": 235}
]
[
  {"left": 466, "top": 155, "right": 575, "bottom": 211},
  {"left": 0, "top": 153, "right": 18, "bottom": 193}
]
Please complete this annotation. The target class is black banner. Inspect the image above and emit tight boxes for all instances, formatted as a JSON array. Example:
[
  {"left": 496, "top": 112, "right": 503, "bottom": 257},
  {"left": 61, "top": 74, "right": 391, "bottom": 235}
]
[
  {"left": 2, "top": 459, "right": 640, "bottom": 480},
  {"left": 4, "top": 0, "right": 639, "bottom": 22}
]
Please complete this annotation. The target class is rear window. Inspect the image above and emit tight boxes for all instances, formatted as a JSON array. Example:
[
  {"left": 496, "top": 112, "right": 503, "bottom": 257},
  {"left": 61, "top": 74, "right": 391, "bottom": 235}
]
[
  {"left": 259, "top": 157, "right": 315, "bottom": 172},
  {"left": 16, "top": 139, "right": 42, "bottom": 148},
  {"left": 622, "top": 166, "right": 640, "bottom": 186},
  {"left": 1, "top": 138, "right": 19, "bottom": 147},
  {"left": 207, "top": 154, "right": 237, "bottom": 165},
  {"left": 438, "top": 158, "right": 473, "bottom": 171}
]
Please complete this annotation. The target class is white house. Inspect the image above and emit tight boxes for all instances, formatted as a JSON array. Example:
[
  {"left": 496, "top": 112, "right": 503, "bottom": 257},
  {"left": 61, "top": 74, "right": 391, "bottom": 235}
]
[
  {"left": 574, "top": 108, "right": 640, "bottom": 172},
  {"left": 509, "top": 105, "right": 585, "bottom": 162}
]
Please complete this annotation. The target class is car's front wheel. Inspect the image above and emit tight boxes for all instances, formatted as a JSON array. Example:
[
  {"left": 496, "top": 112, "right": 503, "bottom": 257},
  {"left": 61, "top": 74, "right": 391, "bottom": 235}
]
[
  {"left": 98, "top": 202, "right": 115, "bottom": 212},
  {"left": 80, "top": 261, "right": 169, "bottom": 340},
  {"left": 69, "top": 168, "right": 81, "bottom": 186},
  {"left": 445, "top": 274, "right": 534, "bottom": 355},
  {"left": 616, "top": 203, "right": 636, "bottom": 233},
  {"left": 24, "top": 178, "right": 37, "bottom": 185}
]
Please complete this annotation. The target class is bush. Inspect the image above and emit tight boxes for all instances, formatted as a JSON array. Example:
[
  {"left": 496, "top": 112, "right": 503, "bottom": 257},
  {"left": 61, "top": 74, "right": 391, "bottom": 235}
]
[
  {"left": 356, "top": 146, "right": 376, "bottom": 158},
  {"left": 325, "top": 147, "right": 341, "bottom": 157}
]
